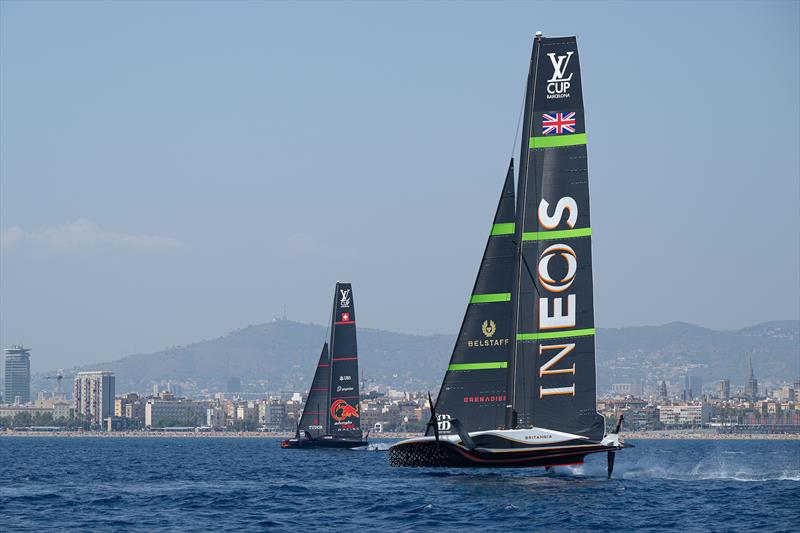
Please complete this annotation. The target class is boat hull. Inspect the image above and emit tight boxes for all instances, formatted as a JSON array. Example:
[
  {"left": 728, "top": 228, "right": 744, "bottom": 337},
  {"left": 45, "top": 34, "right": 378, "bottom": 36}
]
[
  {"left": 389, "top": 428, "right": 622, "bottom": 468},
  {"left": 281, "top": 437, "right": 367, "bottom": 449}
]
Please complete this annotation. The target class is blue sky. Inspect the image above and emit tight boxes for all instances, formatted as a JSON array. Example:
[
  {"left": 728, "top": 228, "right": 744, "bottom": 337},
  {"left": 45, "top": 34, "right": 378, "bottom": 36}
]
[{"left": 1, "top": 1, "right": 798, "bottom": 371}]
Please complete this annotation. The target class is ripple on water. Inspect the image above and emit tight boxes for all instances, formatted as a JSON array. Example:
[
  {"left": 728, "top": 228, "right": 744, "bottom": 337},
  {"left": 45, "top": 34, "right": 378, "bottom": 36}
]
[{"left": 0, "top": 437, "right": 797, "bottom": 532}]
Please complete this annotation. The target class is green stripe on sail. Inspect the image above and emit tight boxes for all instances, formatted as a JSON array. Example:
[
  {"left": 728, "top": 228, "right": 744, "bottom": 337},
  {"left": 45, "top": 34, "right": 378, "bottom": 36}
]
[
  {"left": 490, "top": 222, "right": 515, "bottom": 236},
  {"left": 470, "top": 293, "right": 511, "bottom": 304},
  {"left": 448, "top": 362, "right": 508, "bottom": 371},
  {"left": 529, "top": 133, "right": 587, "bottom": 149},
  {"left": 522, "top": 227, "right": 592, "bottom": 241},
  {"left": 516, "top": 328, "right": 596, "bottom": 341}
]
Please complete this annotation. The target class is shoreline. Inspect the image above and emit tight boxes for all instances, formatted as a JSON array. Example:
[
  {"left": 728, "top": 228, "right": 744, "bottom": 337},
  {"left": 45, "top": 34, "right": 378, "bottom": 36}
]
[{"left": 2, "top": 430, "right": 799, "bottom": 440}]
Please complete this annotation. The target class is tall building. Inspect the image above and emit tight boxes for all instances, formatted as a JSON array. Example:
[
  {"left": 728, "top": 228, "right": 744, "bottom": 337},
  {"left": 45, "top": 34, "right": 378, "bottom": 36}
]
[
  {"left": 683, "top": 375, "right": 703, "bottom": 400},
  {"left": 744, "top": 357, "right": 758, "bottom": 399},
  {"left": 4, "top": 345, "right": 31, "bottom": 404},
  {"left": 73, "top": 371, "right": 115, "bottom": 426},
  {"left": 657, "top": 381, "right": 668, "bottom": 402},
  {"left": 719, "top": 379, "right": 730, "bottom": 400}
]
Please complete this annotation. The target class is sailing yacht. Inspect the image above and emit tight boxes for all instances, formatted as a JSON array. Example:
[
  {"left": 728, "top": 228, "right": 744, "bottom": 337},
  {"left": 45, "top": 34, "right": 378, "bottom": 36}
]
[
  {"left": 389, "top": 34, "right": 630, "bottom": 475},
  {"left": 282, "top": 282, "right": 368, "bottom": 449}
]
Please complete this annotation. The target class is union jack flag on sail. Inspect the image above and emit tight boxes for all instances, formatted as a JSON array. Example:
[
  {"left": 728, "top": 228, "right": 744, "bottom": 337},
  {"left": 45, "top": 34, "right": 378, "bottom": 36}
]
[{"left": 541, "top": 112, "right": 576, "bottom": 135}]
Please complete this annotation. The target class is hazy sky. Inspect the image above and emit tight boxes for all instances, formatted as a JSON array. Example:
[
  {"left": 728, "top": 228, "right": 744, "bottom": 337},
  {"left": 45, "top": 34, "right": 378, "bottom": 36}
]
[{"left": 1, "top": 1, "right": 798, "bottom": 371}]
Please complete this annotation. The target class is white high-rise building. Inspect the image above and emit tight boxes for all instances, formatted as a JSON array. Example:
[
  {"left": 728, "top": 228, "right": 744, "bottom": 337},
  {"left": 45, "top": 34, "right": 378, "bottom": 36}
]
[{"left": 73, "top": 371, "right": 115, "bottom": 426}]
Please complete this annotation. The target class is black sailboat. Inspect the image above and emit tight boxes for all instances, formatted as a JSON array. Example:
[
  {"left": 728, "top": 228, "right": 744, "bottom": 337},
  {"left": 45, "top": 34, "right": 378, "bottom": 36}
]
[
  {"left": 390, "top": 34, "right": 629, "bottom": 473},
  {"left": 282, "top": 282, "right": 368, "bottom": 449}
]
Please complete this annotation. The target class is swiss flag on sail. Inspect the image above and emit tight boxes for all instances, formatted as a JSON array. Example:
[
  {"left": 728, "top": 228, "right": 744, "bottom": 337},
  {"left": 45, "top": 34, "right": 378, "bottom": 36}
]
[{"left": 342, "top": 312, "right": 350, "bottom": 322}]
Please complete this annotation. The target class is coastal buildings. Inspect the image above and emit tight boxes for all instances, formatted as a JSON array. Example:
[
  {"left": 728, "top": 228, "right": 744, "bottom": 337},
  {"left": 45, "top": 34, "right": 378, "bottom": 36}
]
[
  {"left": 257, "top": 399, "right": 288, "bottom": 430},
  {"left": 745, "top": 357, "right": 759, "bottom": 399},
  {"left": 719, "top": 379, "right": 731, "bottom": 400},
  {"left": 773, "top": 385, "right": 796, "bottom": 403},
  {"left": 683, "top": 375, "right": 703, "bottom": 401},
  {"left": 4, "top": 345, "right": 31, "bottom": 405},
  {"left": 145, "top": 398, "right": 207, "bottom": 427},
  {"left": 73, "top": 371, "right": 115, "bottom": 426},
  {"left": 0, "top": 404, "right": 52, "bottom": 419},
  {"left": 657, "top": 381, "right": 668, "bottom": 402},
  {"left": 658, "top": 404, "right": 711, "bottom": 428}
]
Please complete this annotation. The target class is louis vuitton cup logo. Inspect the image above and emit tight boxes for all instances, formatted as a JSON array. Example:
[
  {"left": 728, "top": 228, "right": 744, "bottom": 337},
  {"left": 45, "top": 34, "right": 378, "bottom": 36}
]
[
  {"left": 339, "top": 289, "right": 351, "bottom": 308},
  {"left": 546, "top": 51, "right": 573, "bottom": 99}
]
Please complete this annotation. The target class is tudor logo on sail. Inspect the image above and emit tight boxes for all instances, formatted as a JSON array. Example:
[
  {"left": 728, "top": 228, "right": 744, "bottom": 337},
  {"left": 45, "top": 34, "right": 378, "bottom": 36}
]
[
  {"left": 546, "top": 51, "right": 573, "bottom": 99},
  {"left": 339, "top": 289, "right": 351, "bottom": 308}
]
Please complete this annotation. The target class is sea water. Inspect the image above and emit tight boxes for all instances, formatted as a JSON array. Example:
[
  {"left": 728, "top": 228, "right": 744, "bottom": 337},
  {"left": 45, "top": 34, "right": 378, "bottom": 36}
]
[{"left": 1, "top": 437, "right": 798, "bottom": 531}]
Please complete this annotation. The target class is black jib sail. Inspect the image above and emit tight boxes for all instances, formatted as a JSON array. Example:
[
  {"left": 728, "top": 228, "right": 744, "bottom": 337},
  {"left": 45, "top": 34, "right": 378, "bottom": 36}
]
[
  {"left": 508, "top": 35, "right": 604, "bottom": 441},
  {"left": 297, "top": 343, "right": 330, "bottom": 439},
  {"left": 428, "top": 161, "right": 516, "bottom": 435},
  {"left": 327, "top": 282, "right": 362, "bottom": 439}
]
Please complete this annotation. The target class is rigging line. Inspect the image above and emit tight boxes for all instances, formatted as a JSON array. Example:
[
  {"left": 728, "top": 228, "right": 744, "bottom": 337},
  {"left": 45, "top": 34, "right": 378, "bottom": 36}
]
[
  {"left": 324, "top": 290, "right": 334, "bottom": 347},
  {"left": 520, "top": 250, "right": 542, "bottom": 299},
  {"left": 509, "top": 75, "right": 527, "bottom": 163}
]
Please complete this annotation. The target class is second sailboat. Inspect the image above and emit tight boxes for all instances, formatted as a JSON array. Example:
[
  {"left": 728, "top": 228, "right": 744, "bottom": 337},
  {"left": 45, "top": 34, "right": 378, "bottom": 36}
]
[{"left": 282, "top": 282, "right": 367, "bottom": 449}]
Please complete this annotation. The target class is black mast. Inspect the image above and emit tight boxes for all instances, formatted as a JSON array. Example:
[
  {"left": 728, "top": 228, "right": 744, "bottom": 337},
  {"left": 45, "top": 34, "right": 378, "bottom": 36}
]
[{"left": 507, "top": 34, "right": 541, "bottom": 429}]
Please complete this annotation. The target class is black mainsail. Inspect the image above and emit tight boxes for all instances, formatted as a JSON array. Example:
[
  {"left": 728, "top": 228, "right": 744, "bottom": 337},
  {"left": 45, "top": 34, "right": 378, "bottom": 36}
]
[
  {"left": 327, "top": 282, "right": 362, "bottom": 439},
  {"left": 509, "top": 35, "right": 604, "bottom": 441},
  {"left": 428, "top": 161, "right": 516, "bottom": 435},
  {"left": 390, "top": 34, "right": 627, "bottom": 470},
  {"left": 283, "top": 282, "right": 366, "bottom": 449}
]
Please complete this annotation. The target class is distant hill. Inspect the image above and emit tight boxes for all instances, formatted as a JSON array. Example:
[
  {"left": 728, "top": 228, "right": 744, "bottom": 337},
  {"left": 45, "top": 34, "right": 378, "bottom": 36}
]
[
  {"left": 595, "top": 320, "right": 799, "bottom": 391},
  {"left": 34, "top": 320, "right": 799, "bottom": 396},
  {"left": 65, "top": 320, "right": 455, "bottom": 394}
]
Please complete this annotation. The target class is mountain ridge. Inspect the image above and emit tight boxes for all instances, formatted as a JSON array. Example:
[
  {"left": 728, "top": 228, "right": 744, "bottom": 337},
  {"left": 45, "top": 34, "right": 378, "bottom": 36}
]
[{"left": 33, "top": 319, "right": 799, "bottom": 395}]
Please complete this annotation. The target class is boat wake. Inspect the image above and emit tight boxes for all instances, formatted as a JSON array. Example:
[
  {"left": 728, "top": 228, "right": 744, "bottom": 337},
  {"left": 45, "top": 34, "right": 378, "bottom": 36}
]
[
  {"left": 355, "top": 443, "right": 390, "bottom": 452},
  {"left": 557, "top": 450, "right": 800, "bottom": 482}
]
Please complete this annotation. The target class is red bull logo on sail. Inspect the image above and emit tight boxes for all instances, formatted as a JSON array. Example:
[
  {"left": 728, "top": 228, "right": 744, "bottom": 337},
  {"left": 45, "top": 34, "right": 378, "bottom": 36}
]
[{"left": 330, "top": 399, "right": 359, "bottom": 422}]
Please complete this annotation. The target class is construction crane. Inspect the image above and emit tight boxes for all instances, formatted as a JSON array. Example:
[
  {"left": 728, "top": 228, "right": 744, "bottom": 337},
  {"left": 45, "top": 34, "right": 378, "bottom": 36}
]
[{"left": 44, "top": 370, "right": 65, "bottom": 398}]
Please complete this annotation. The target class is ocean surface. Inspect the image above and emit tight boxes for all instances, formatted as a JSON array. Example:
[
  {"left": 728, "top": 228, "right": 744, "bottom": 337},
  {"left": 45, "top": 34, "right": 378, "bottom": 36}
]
[{"left": 1, "top": 437, "right": 798, "bottom": 532}]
